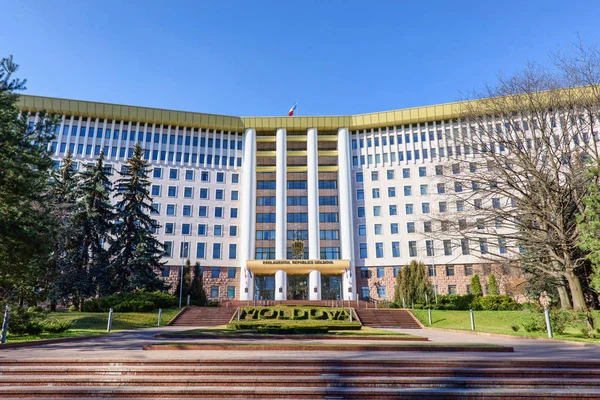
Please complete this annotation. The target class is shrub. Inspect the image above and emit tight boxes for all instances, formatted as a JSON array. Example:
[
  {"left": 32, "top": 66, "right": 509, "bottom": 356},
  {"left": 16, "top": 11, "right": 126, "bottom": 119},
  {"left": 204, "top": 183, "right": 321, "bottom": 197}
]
[
  {"left": 82, "top": 290, "right": 177, "bottom": 312},
  {"left": 471, "top": 275, "right": 483, "bottom": 296},
  {"left": 40, "top": 320, "right": 71, "bottom": 333},
  {"left": 434, "top": 294, "right": 475, "bottom": 310},
  {"left": 27, "top": 305, "right": 44, "bottom": 313},
  {"left": 8, "top": 307, "right": 44, "bottom": 335},
  {"left": 488, "top": 274, "right": 498, "bottom": 295},
  {"left": 511, "top": 325, "right": 520, "bottom": 332},
  {"left": 68, "top": 305, "right": 77, "bottom": 312},
  {"left": 472, "top": 295, "right": 520, "bottom": 311},
  {"left": 113, "top": 300, "right": 154, "bottom": 312}
]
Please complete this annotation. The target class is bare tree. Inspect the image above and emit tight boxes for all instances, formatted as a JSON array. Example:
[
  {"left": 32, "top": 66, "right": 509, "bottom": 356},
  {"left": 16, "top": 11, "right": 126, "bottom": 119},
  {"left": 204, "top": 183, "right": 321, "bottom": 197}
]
[{"left": 432, "top": 53, "right": 600, "bottom": 311}]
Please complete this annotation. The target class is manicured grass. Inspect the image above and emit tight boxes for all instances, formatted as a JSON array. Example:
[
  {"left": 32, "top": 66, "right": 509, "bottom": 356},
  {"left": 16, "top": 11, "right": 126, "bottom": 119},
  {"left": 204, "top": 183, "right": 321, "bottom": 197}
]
[
  {"left": 163, "top": 326, "right": 417, "bottom": 338},
  {"left": 6, "top": 308, "right": 182, "bottom": 343},
  {"left": 411, "top": 309, "right": 600, "bottom": 343}
]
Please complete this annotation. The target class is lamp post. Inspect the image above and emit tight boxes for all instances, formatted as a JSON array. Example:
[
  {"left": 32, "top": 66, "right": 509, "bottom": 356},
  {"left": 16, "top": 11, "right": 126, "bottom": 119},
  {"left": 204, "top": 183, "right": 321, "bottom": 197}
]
[
  {"left": 428, "top": 236, "right": 438, "bottom": 305},
  {"left": 179, "top": 233, "right": 188, "bottom": 308}
]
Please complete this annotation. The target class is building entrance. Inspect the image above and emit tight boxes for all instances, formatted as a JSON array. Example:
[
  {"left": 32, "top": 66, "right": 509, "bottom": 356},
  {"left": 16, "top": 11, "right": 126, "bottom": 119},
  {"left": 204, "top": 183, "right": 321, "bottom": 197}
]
[
  {"left": 287, "top": 274, "right": 308, "bottom": 300},
  {"left": 254, "top": 275, "right": 275, "bottom": 300},
  {"left": 321, "top": 275, "right": 343, "bottom": 300}
]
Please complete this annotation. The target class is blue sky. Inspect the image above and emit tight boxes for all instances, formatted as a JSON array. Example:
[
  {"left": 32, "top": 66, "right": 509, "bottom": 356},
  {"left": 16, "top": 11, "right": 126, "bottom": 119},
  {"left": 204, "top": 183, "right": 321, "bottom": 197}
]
[{"left": 1, "top": 0, "right": 599, "bottom": 116}]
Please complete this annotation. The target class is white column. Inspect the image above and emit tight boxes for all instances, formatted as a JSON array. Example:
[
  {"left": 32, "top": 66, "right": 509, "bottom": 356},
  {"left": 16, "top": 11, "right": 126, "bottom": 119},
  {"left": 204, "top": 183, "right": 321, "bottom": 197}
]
[
  {"left": 307, "top": 127, "right": 321, "bottom": 300},
  {"left": 307, "top": 128, "right": 320, "bottom": 259},
  {"left": 239, "top": 128, "right": 256, "bottom": 301},
  {"left": 309, "top": 270, "right": 321, "bottom": 300},
  {"left": 275, "top": 270, "right": 287, "bottom": 301},
  {"left": 275, "top": 128, "right": 287, "bottom": 300},
  {"left": 338, "top": 127, "right": 357, "bottom": 300}
]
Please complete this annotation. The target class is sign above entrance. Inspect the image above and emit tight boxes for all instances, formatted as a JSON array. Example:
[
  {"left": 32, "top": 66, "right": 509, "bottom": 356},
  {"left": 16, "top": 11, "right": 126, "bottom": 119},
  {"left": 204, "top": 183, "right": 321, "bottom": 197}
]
[{"left": 246, "top": 260, "right": 350, "bottom": 274}]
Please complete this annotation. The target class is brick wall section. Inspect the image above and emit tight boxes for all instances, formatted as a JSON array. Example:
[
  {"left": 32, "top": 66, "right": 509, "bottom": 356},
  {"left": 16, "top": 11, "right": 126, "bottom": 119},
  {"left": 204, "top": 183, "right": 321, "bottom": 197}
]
[
  {"left": 160, "top": 266, "right": 239, "bottom": 300},
  {"left": 356, "top": 263, "right": 521, "bottom": 302}
]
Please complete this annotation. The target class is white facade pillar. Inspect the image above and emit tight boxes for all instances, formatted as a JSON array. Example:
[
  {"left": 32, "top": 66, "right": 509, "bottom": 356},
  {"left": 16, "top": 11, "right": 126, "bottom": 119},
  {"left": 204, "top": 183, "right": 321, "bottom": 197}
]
[
  {"left": 239, "top": 128, "right": 256, "bottom": 301},
  {"left": 309, "top": 270, "right": 321, "bottom": 300},
  {"left": 275, "top": 270, "right": 287, "bottom": 301},
  {"left": 307, "top": 128, "right": 320, "bottom": 259},
  {"left": 275, "top": 128, "right": 287, "bottom": 300},
  {"left": 338, "top": 127, "right": 357, "bottom": 300}
]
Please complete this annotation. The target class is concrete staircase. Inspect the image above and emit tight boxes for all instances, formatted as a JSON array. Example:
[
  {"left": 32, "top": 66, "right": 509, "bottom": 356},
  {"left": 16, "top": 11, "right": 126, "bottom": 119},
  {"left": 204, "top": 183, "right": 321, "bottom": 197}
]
[
  {"left": 355, "top": 309, "right": 422, "bottom": 329},
  {"left": 2, "top": 358, "right": 600, "bottom": 398},
  {"left": 168, "top": 306, "right": 236, "bottom": 326}
]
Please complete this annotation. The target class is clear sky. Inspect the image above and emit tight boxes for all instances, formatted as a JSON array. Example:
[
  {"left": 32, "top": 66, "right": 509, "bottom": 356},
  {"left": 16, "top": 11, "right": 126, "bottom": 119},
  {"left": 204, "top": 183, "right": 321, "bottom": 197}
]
[{"left": 1, "top": 0, "right": 599, "bottom": 117}]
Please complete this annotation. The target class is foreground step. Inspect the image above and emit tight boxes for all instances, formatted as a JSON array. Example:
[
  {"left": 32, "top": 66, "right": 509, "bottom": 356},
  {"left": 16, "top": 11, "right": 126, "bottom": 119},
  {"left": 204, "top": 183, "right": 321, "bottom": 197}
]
[{"left": 3, "top": 386, "right": 600, "bottom": 399}]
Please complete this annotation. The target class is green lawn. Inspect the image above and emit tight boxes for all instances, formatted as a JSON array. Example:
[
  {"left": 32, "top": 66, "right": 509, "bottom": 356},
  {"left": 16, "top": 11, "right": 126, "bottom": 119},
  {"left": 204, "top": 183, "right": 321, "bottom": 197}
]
[
  {"left": 411, "top": 309, "right": 600, "bottom": 343},
  {"left": 6, "top": 308, "right": 182, "bottom": 343}
]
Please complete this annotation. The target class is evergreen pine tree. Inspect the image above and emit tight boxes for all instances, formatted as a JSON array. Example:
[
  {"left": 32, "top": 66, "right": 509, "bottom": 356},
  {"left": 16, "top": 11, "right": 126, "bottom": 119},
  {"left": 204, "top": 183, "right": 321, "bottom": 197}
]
[
  {"left": 189, "top": 262, "right": 207, "bottom": 306},
  {"left": 0, "top": 56, "right": 56, "bottom": 303},
  {"left": 48, "top": 152, "right": 86, "bottom": 307},
  {"left": 471, "top": 275, "right": 483, "bottom": 296},
  {"left": 72, "top": 152, "right": 114, "bottom": 307},
  {"left": 393, "top": 261, "right": 432, "bottom": 306},
  {"left": 107, "top": 143, "right": 164, "bottom": 294},
  {"left": 488, "top": 273, "right": 498, "bottom": 295},
  {"left": 183, "top": 259, "right": 192, "bottom": 298}
]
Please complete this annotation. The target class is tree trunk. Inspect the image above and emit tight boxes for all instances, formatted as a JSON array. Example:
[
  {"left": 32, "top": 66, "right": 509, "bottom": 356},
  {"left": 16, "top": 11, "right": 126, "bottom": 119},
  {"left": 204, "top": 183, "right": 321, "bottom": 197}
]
[
  {"left": 564, "top": 271, "right": 587, "bottom": 312},
  {"left": 557, "top": 280, "right": 572, "bottom": 310}
]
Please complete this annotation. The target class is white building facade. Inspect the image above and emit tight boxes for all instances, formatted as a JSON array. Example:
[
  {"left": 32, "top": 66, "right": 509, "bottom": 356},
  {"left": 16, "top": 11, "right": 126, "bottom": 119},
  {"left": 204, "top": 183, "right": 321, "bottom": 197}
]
[{"left": 19, "top": 95, "right": 517, "bottom": 302}]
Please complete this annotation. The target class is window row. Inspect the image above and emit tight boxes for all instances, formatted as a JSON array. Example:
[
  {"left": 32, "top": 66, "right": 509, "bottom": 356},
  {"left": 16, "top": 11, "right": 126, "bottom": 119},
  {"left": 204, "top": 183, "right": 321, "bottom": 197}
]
[
  {"left": 358, "top": 238, "right": 508, "bottom": 259},
  {"left": 151, "top": 186, "right": 239, "bottom": 200},
  {"left": 152, "top": 168, "right": 238, "bottom": 183},
  {"left": 56, "top": 124, "right": 242, "bottom": 149},
  {"left": 163, "top": 241, "right": 237, "bottom": 260},
  {"left": 152, "top": 204, "right": 237, "bottom": 219}
]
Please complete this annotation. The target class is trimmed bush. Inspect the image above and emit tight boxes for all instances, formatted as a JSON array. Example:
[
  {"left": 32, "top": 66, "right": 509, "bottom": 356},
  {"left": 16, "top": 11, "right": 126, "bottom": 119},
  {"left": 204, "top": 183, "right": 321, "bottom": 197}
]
[
  {"left": 27, "top": 305, "right": 44, "bottom": 313},
  {"left": 113, "top": 300, "right": 154, "bottom": 312},
  {"left": 68, "top": 305, "right": 77, "bottom": 312},
  {"left": 8, "top": 307, "right": 44, "bottom": 335},
  {"left": 40, "top": 320, "right": 72, "bottom": 333},
  {"left": 472, "top": 295, "right": 520, "bottom": 311},
  {"left": 82, "top": 290, "right": 177, "bottom": 312}
]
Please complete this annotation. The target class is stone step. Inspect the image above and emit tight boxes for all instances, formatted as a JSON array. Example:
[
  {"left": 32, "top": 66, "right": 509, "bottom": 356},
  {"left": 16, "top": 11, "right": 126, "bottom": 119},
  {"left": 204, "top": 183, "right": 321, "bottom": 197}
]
[
  {"left": 1, "top": 375, "right": 600, "bottom": 389},
  {"left": 3, "top": 365, "right": 600, "bottom": 379},
  {"left": 2, "top": 385, "right": 600, "bottom": 399}
]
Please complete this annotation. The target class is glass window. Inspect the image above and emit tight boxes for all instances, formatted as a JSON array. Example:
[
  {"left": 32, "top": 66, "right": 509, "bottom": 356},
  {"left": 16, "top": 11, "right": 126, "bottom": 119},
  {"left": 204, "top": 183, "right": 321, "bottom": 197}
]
[
  {"left": 165, "top": 223, "right": 175, "bottom": 234},
  {"left": 163, "top": 241, "right": 173, "bottom": 257},
  {"left": 446, "top": 265, "right": 455, "bottom": 276},
  {"left": 403, "top": 186, "right": 412, "bottom": 196},
  {"left": 392, "top": 242, "right": 400, "bottom": 257},
  {"left": 359, "top": 243, "right": 367, "bottom": 259},
  {"left": 408, "top": 241, "right": 417, "bottom": 257},
  {"left": 166, "top": 204, "right": 176, "bottom": 216},
  {"left": 214, "top": 225, "right": 223, "bottom": 236},
  {"left": 356, "top": 172, "right": 363, "bottom": 183},
  {"left": 356, "top": 189, "right": 364, "bottom": 200},
  {"left": 422, "top": 203, "right": 430, "bottom": 214},
  {"left": 169, "top": 168, "right": 178, "bottom": 180},
  {"left": 229, "top": 244, "right": 237, "bottom": 259},
  {"left": 215, "top": 207, "right": 223, "bottom": 218},
  {"left": 215, "top": 189, "right": 224, "bottom": 200},
  {"left": 232, "top": 173, "right": 239, "bottom": 183},
  {"left": 418, "top": 167, "right": 427, "bottom": 177},
  {"left": 230, "top": 225, "right": 238, "bottom": 236},
  {"left": 390, "top": 223, "right": 399, "bottom": 234},
  {"left": 371, "top": 171, "right": 379, "bottom": 181},
  {"left": 168, "top": 186, "right": 177, "bottom": 197},
  {"left": 377, "top": 267, "right": 385, "bottom": 278},
  {"left": 231, "top": 190, "right": 239, "bottom": 201},
  {"left": 185, "top": 170, "right": 194, "bottom": 181},
  {"left": 227, "top": 286, "right": 235, "bottom": 298},
  {"left": 444, "top": 240, "right": 452, "bottom": 256},
  {"left": 374, "top": 224, "right": 383, "bottom": 235},
  {"left": 465, "top": 265, "right": 473, "bottom": 275},
  {"left": 448, "top": 285, "right": 457, "bottom": 295},
  {"left": 212, "top": 243, "right": 222, "bottom": 259},
  {"left": 387, "top": 170, "right": 394, "bottom": 180},
  {"left": 372, "top": 188, "right": 380, "bottom": 198},
  {"left": 387, "top": 187, "right": 396, "bottom": 198},
  {"left": 183, "top": 205, "right": 191, "bottom": 216},
  {"left": 197, "top": 224, "right": 207, "bottom": 236},
  {"left": 373, "top": 206, "right": 381, "bottom": 216},
  {"left": 358, "top": 225, "right": 366, "bottom": 235},
  {"left": 389, "top": 205, "right": 397, "bottom": 215},
  {"left": 405, "top": 204, "right": 413, "bottom": 214},
  {"left": 199, "top": 206, "right": 208, "bottom": 217},
  {"left": 375, "top": 242, "right": 384, "bottom": 258},
  {"left": 402, "top": 168, "right": 410, "bottom": 178},
  {"left": 151, "top": 185, "right": 161, "bottom": 197},
  {"left": 184, "top": 187, "right": 193, "bottom": 198},
  {"left": 357, "top": 207, "right": 365, "bottom": 218},
  {"left": 153, "top": 167, "right": 162, "bottom": 178}
]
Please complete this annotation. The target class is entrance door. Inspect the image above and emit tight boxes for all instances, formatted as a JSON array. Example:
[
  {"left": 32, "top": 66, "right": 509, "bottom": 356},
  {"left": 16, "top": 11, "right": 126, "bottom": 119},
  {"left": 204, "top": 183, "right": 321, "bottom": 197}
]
[
  {"left": 361, "top": 286, "right": 370, "bottom": 300},
  {"left": 321, "top": 275, "right": 342, "bottom": 300},
  {"left": 287, "top": 275, "right": 308, "bottom": 300},
  {"left": 254, "top": 275, "right": 275, "bottom": 300}
]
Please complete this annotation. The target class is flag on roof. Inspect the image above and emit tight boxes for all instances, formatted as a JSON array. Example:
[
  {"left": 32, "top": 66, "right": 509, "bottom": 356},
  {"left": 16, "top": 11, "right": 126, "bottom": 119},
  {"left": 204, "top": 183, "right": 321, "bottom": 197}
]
[{"left": 288, "top": 102, "right": 297, "bottom": 116}]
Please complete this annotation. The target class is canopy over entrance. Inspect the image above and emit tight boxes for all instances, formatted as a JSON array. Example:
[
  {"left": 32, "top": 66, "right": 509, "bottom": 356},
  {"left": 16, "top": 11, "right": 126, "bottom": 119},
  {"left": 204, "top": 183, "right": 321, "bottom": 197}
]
[{"left": 246, "top": 260, "right": 350, "bottom": 275}]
